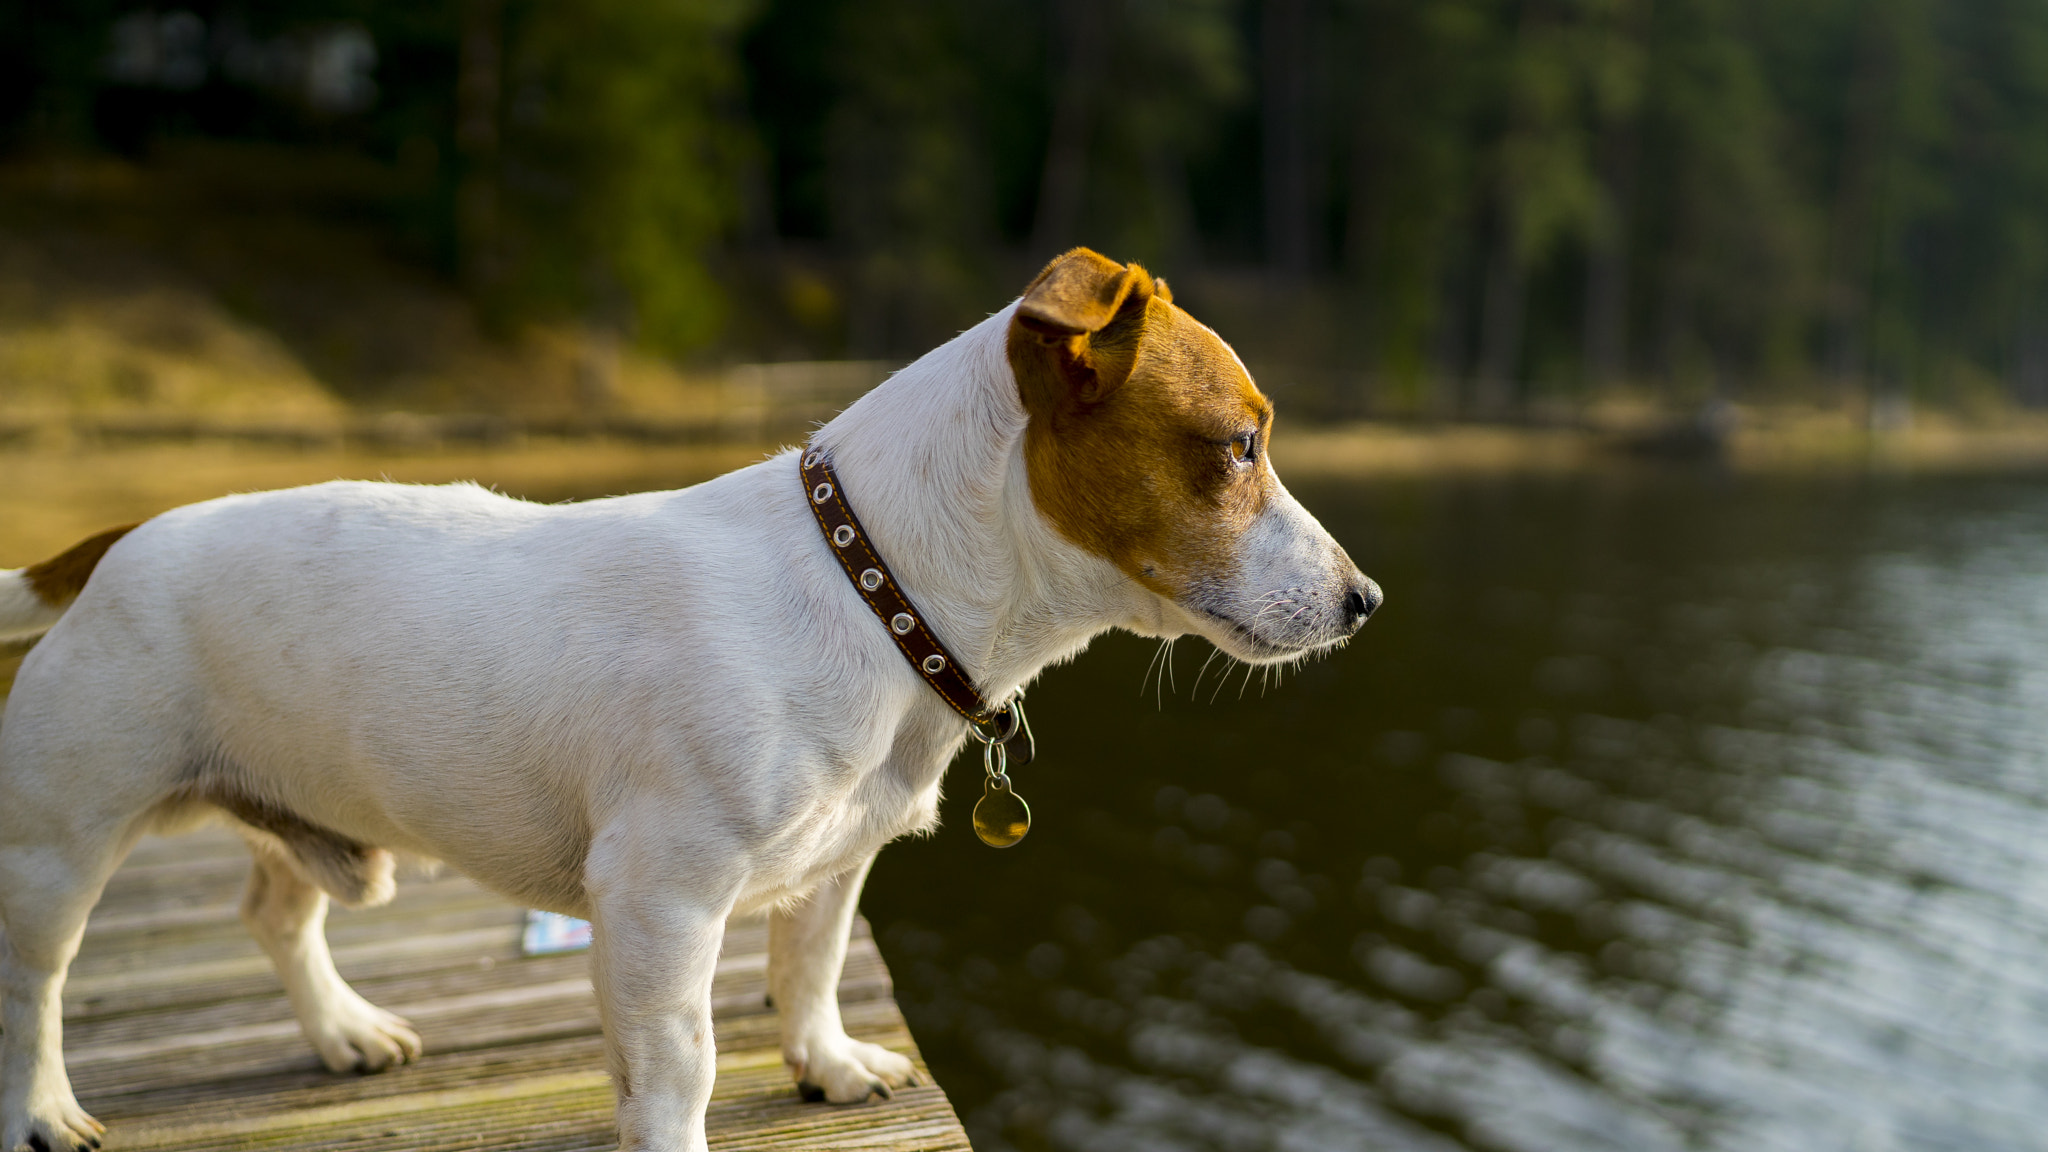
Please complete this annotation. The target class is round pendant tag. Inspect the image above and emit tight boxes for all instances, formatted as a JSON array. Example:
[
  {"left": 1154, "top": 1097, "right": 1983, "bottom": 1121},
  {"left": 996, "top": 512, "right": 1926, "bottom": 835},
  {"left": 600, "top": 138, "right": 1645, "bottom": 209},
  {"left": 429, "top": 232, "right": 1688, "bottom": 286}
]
[{"left": 973, "top": 776, "right": 1030, "bottom": 848}]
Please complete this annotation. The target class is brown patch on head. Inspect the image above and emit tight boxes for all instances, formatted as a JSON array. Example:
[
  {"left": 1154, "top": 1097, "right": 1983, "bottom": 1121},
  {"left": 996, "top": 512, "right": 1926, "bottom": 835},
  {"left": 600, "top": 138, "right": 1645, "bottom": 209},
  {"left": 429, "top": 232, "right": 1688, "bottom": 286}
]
[
  {"left": 23, "top": 523, "right": 139, "bottom": 608},
  {"left": 1009, "top": 248, "right": 1273, "bottom": 597}
]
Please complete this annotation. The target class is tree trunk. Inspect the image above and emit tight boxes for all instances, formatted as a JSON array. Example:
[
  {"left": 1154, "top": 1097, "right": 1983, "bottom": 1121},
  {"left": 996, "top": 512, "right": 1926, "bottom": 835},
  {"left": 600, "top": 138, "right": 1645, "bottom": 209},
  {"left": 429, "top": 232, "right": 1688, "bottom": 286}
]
[
  {"left": 2017, "top": 311, "right": 2048, "bottom": 407},
  {"left": 1030, "top": 0, "right": 1105, "bottom": 257},
  {"left": 1427, "top": 216, "right": 1480, "bottom": 415},
  {"left": 1342, "top": 114, "right": 1379, "bottom": 407},
  {"left": 1582, "top": 125, "right": 1637, "bottom": 390},
  {"left": 1342, "top": 83, "right": 1379, "bottom": 284},
  {"left": 457, "top": 0, "right": 504, "bottom": 298},
  {"left": 1474, "top": 229, "right": 1527, "bottom": 415},
  {"left": 830, "top": 128, "right": 893, "bottom": 357},
  {"left": 1263, "top": 0, "right": 1316, "bottom": 280},
  {"left": 1144, "top": 146, "right": 1203, "bottom": 272},
  {"left": 1824, "top": 4, "right": 1897, "bottom": 392}
]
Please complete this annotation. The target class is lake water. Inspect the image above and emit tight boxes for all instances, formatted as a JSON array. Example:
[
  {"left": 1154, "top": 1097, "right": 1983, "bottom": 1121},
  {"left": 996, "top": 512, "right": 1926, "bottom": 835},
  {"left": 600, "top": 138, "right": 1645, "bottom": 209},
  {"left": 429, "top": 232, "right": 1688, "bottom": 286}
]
[{"left": 862, "top": 470, "right": 2048, "bottom": 1152}]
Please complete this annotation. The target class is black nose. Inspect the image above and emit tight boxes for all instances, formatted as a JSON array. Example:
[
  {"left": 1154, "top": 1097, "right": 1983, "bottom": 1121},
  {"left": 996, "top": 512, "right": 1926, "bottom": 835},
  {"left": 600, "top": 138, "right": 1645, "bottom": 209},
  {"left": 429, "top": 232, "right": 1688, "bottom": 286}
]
[{"left": 1342, "top": 577, "right": 1382, "bottom": 629}]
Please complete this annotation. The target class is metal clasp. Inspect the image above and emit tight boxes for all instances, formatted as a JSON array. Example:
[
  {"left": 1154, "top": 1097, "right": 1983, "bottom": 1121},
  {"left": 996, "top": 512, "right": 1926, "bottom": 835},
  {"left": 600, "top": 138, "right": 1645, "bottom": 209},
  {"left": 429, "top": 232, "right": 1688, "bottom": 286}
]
[
  {"left": 967, "top": 696, "right": 1026, "bottom": 746},
  {"left": 967, "top": 696, "right": 1033, "bottom": 769}
]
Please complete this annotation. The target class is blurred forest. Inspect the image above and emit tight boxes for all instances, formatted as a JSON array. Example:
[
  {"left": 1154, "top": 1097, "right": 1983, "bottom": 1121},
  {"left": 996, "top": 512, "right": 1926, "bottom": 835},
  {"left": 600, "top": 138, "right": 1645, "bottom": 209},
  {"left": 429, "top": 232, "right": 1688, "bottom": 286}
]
[{"left": 8, "top": 0, "right": 2048, "bottom": 419}]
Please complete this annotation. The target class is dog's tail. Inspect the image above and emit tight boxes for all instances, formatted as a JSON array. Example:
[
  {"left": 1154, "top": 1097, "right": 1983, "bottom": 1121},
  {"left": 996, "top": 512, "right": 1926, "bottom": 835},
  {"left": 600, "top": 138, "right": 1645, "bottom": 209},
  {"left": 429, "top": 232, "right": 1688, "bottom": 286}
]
[{"left": 0, "top": 524, "right": 140, "bottom": 643}]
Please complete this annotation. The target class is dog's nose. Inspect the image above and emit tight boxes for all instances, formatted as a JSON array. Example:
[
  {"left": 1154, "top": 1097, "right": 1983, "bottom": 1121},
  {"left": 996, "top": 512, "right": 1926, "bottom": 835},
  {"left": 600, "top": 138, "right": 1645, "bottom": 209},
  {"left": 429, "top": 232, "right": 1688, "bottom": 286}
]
[{"left": 1342, "top": 577, "right": 1382, "bottom": 631}]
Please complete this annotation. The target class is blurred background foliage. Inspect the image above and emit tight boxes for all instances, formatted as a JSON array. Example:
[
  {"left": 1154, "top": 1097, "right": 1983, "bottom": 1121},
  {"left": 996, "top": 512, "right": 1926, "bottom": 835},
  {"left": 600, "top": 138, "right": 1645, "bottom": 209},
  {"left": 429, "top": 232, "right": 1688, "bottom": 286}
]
[{"left": 7, "top": 0, "right": 2048, "bottom": 416}]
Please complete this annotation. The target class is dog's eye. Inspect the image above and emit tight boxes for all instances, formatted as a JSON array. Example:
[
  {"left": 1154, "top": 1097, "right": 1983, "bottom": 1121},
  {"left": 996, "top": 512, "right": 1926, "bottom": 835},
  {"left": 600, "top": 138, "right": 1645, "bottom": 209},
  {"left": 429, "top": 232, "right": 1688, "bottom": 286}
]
[{"left": 1229, "top": 433, "right": 1257, "bottom": 464}]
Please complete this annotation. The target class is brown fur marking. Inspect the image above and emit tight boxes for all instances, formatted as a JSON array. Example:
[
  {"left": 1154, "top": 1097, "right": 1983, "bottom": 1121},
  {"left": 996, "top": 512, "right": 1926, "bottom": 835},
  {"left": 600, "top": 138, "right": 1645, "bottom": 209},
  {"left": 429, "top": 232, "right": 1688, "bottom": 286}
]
[
  {"left": 22, "top": 523, "right": 140, "bottom": 608},
  {"left": 1009, "top": 249, "right": 1273, "bottom": 598},
  {"left": 205, "top": 787, "right": 395, "bottom": 907}
]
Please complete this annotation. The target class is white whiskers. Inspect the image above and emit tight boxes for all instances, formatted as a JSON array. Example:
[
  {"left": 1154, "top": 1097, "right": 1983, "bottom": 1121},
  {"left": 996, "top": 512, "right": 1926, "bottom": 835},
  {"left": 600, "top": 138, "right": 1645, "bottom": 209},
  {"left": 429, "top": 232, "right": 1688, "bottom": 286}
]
[{"left": 1139, "top": 637, "right": 1180, "bottom": 707}]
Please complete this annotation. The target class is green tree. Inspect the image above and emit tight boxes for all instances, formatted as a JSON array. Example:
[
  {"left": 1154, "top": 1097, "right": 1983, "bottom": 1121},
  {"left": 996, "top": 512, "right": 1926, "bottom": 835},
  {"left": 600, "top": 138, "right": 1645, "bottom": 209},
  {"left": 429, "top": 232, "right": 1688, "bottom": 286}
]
[
  {"left": 1470, "top": 0, "right": 1650, "bottom": 410},
  {"left": 1330, "top": 0, "right": 1498, "bottom": 407},
  {"left": 478, "top": 0, "right": 758, "bottom": 352},
  {"left": 1033, "top": 0, "right": 1247, "bottom": 268},
  {"left": 1632, "top": 0, "right": 1815, "bottom": 396}
]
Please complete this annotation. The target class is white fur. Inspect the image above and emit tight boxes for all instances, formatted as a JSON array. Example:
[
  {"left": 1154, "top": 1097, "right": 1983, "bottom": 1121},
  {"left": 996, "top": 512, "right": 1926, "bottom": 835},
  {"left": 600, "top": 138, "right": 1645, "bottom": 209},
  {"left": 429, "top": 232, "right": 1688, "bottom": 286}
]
[
  {"left": 0, "top": 572, "right": 60, "bottom": 645},
  {"left": 0, "top": 302, "right": 1366, "bottom": 1152}
]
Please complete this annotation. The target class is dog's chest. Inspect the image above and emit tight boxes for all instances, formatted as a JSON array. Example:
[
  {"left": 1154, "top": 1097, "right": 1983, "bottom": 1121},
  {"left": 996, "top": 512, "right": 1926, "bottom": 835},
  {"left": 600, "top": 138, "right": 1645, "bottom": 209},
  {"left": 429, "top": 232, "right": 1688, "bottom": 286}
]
[
  {"left": 734, "top": 733, "right": 951, "bottom": 911},
  {"left": 736, "top": 800, "right": 940, "bottom": 916}
]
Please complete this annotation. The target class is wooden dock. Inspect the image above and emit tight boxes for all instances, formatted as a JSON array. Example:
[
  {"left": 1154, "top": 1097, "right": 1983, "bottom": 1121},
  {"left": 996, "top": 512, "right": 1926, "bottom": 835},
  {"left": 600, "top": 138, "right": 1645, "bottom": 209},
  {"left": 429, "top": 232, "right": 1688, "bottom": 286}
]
[{"left": 61, "top": 826, "right": 973, "bottom": 1151}]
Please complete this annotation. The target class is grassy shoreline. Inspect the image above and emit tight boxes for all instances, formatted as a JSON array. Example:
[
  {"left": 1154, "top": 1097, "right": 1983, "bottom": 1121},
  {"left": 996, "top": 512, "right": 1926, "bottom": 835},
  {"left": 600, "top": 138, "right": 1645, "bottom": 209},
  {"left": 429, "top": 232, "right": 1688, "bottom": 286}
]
[
  {"left": 1, "top": 411, "right": 2045, "bottom": 562},
  {"left": 0, "top": 416, "right": 2041, "bottom": 688},
  {"left": 1277, "top": 413, "right": 2048, "bottom": 477}
]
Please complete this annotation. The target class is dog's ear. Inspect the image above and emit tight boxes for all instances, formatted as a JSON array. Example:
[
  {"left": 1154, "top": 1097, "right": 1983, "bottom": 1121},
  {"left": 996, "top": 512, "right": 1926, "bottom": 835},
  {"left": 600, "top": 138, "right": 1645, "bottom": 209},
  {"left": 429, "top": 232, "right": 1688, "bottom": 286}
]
[
  {"left": 1016, "top": 249, "right": 1148, "bottom": 339},
  {"left": 1014, "top": 248, "right": 1158, "bottom": 403}
]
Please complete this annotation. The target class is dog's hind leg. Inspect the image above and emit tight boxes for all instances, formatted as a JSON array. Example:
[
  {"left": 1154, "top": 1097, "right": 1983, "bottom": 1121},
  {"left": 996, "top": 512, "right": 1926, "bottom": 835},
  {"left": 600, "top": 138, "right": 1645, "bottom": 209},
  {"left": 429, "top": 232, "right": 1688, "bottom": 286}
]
[
  {"left": 238, "top": 838, "right": 420, "bottom": 1073},
  {"left": 0, "top": 819, "right": 137, "bottom": 1152},
  {"left": 768, "top": 853, "right": 919, "bottom": 1103}
]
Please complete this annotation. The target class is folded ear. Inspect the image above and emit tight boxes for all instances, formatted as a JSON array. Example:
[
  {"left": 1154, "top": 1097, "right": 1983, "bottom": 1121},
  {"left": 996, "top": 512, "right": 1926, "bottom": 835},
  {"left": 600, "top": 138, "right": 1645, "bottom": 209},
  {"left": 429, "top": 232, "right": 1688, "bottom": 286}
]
[
  {"left": 1013, "top": 248, "right": 1158, "bottom": 402},
  {"left": 1017, "top": 249, "right": 1147, "bottom": 339}
]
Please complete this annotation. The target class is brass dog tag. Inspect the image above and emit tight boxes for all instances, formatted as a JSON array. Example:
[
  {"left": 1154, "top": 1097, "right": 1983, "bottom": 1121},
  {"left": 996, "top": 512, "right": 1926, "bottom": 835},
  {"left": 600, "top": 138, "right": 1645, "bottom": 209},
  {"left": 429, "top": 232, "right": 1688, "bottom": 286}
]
[{"left": 974, "top": 775, "right": 1030, "bottom": 848}]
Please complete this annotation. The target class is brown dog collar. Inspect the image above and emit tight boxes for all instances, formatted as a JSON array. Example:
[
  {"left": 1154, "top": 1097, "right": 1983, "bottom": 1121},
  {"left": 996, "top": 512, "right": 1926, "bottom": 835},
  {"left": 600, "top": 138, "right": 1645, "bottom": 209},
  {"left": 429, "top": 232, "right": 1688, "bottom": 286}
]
[
  {"left": 800, "top": 445, "right": 999, "bottom": 723},
  {"left": 800, "top": 444, "right": 1036, "bottom": 846}
]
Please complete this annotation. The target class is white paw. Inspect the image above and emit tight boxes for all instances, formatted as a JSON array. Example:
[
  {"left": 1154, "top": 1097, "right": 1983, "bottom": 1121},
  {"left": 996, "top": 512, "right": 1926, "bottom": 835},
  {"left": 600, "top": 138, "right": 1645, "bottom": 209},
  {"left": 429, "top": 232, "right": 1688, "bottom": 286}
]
[
  {"left": 2, "top": 1091, "right": 105, "bottom": 1152},
  {"left": 307, "top": 993, "right": 423, "bottom": 1073},
  {"left": 789, "top": 1034, "right": 920, "bottom": 1104}
]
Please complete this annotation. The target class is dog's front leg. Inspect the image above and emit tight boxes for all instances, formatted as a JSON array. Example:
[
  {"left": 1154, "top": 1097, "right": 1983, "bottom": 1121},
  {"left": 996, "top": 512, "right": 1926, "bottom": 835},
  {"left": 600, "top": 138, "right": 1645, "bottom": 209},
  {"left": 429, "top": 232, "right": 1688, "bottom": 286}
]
[
  {"left": 768, "top": 852, "right": 919, "bottom": 1102},
  {"left": 587, "top": 834, "right": 734, "bottom": 1152}
]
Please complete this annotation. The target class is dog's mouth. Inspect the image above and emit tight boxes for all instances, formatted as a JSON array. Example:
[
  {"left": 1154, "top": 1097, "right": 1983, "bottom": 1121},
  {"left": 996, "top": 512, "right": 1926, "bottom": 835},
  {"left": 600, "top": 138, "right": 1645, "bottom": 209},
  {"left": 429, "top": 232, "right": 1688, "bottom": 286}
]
[{"left": 1197, "top": 606, "right": 1322, "bottom": 663}]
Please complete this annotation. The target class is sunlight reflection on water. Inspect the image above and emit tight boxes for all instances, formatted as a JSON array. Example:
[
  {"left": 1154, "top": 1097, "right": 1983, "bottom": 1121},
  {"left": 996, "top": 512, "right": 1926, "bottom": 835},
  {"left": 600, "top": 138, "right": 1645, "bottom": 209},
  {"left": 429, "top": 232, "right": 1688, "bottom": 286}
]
[{"left": 865, "top": 473, "right": 2048, "bottom": 1152}]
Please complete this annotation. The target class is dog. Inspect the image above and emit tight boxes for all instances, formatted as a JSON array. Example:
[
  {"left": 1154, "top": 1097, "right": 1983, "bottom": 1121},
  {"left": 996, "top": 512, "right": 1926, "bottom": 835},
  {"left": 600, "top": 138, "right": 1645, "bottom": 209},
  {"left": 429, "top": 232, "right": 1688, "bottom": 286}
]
[{"left": 0, "top": 248, "right": 1378, "bottom": 1152}]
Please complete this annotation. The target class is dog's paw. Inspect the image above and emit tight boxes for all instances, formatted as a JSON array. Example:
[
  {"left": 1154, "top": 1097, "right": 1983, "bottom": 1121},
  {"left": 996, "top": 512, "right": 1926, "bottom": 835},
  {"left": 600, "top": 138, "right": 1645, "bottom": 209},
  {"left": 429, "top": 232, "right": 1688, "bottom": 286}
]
[
  {"left": 3, "top": 1093, "right": 105, "bottom": 1152},
  {"left": 307, "top": 994, "right": 423, "bottom": 1073},
  {"left": 789, "top": 1034, "right": 921, "bottom": 1104}
]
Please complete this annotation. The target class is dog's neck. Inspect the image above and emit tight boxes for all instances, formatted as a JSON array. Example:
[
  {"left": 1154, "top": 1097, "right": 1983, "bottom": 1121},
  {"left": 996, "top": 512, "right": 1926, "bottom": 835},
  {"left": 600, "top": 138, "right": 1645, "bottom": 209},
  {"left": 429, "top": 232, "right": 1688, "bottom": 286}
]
[{"left": 814, "top": 305, "right": 1137, "bottom": 710}]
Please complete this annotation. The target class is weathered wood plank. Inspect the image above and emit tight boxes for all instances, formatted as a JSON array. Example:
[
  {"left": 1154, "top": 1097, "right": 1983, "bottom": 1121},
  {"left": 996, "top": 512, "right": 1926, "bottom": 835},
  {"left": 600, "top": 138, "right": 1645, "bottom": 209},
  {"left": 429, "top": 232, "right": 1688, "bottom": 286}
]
[{"left": 63, "top": 829, "right": 972, "bottom": 1151}]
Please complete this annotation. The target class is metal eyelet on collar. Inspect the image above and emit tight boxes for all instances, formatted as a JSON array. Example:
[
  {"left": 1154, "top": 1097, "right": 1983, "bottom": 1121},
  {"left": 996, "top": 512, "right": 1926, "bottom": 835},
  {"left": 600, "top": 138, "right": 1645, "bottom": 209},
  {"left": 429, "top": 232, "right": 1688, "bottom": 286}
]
[
  {"left": 860, "top": 568, "right": 885, "bottom": 590},
  {"left": 812, "top": 482, "right": 834, "bottom": 504},
  {"left": 803, "top": 450, "right": 822, "bottom": 468},
  {"left": 891, "top": 613, "right": 915, "bottom": 634},
  {"left": 922, "top": 654, "right": 948, "bottom": 674},
  {"left": 832, "top": 524, "right": 856, "bottom": 547}
]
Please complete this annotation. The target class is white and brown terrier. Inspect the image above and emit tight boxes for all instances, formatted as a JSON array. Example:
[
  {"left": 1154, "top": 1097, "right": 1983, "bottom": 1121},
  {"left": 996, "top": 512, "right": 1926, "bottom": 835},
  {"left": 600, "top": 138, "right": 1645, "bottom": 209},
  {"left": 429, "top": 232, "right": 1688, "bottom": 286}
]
[{"left": 0, "top": 249, "right": 1378, "bottom": 1152}]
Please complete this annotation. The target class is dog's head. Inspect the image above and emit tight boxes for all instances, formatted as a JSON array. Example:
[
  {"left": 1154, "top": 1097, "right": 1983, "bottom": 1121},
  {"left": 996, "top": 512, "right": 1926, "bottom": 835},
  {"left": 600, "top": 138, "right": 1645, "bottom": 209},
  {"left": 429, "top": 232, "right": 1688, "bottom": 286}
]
[{"left": 1008, "top": 248, "right": 1380, "bottom": 663}]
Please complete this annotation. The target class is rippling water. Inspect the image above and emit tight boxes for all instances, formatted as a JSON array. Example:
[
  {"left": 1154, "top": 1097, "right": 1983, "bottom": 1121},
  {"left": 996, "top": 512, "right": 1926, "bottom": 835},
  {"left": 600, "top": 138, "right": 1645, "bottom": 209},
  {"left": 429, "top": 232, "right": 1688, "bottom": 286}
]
[{"left": 863, "top": 471, "right": 2048, "bottom": 1152}]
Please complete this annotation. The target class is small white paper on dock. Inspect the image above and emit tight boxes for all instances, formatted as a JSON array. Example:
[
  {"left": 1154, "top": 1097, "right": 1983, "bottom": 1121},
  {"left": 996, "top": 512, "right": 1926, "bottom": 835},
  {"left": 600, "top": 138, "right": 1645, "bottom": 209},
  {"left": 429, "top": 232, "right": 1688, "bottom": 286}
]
[{"left": 523, "top": 910, "right": 593, "bottom": 955}]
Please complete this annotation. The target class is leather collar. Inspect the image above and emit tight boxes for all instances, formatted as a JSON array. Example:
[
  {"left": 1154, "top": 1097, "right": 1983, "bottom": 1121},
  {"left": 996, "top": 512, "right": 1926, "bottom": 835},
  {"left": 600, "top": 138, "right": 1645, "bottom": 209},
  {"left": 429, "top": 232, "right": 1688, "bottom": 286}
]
[{"left": 800, "top": 445, "right": 1001, "bottom": 724}]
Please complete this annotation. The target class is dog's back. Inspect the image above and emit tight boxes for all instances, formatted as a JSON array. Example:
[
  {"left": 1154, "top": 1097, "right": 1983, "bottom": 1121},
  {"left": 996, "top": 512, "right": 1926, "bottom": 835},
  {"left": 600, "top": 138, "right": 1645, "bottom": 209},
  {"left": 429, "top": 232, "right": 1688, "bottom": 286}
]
[{"left": 0, "top": 471, "right": 833, "bottom": 915}]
